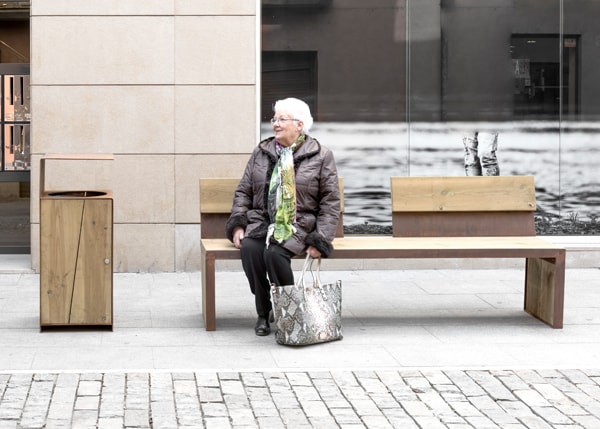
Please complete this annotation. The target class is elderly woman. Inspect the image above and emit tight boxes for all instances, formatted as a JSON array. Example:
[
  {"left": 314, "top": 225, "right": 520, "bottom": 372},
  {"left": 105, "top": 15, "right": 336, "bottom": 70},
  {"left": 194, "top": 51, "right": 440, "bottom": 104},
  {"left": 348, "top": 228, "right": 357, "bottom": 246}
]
[{"left": 226, "top": 97, "right": 341, "bottom": 336}]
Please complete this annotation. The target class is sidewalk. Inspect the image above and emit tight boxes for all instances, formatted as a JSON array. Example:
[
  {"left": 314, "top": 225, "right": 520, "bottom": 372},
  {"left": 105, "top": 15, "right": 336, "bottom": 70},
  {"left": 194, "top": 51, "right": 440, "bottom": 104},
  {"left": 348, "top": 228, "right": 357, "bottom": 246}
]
[{"left": 1, "top": 261, "right": 600, "bottom": 427}]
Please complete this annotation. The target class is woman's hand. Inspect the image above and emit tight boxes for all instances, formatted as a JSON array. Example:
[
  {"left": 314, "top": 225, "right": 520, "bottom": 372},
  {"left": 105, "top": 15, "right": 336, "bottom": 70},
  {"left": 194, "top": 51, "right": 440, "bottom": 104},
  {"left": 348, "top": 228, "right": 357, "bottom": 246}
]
[
  {"left": 233, "top": 227, "right": 244, "bottom": 249},
  {"left": 306, "top": 245, "right": 321, "bottom": 259}
]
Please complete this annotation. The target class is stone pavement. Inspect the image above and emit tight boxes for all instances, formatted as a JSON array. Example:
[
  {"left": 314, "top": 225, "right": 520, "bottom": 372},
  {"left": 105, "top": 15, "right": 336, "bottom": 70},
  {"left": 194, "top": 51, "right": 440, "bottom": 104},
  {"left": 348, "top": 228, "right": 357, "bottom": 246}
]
[
  {"left": 2, "top": 369, "right": 600, "bottom": 428},
  {"left": 1, "top": 257, "right": 600, "bottom": 428}
]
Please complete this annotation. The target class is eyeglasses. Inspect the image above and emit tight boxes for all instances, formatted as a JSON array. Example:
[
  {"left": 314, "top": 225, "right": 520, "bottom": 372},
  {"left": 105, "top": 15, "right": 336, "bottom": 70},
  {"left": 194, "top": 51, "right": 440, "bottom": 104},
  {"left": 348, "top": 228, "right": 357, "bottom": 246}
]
[{"left": 270, "top": 117, "right": 300, "bottom": 125}]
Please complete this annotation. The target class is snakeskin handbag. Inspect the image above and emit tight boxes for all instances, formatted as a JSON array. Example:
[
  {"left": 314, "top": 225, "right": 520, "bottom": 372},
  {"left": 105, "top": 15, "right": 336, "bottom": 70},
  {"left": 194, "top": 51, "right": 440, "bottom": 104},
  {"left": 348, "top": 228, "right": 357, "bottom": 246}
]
[{"left": 271, "top": 255, "right": 343, "bottom": 346}]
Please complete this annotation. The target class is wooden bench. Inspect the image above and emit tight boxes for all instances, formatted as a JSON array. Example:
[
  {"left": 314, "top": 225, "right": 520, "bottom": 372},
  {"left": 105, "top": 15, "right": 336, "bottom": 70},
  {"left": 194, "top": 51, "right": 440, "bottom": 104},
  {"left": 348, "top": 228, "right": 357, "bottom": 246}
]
[{"left": 200, "top": 176, "right": 566, "bottom": 331}]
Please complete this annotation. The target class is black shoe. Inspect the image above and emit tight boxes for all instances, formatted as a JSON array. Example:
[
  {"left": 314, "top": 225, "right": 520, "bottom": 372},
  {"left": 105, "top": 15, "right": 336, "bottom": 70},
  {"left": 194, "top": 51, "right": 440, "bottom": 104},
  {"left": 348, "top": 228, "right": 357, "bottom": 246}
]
[{"left": 255, "top": 317, "right": 270, "bottom": 336}]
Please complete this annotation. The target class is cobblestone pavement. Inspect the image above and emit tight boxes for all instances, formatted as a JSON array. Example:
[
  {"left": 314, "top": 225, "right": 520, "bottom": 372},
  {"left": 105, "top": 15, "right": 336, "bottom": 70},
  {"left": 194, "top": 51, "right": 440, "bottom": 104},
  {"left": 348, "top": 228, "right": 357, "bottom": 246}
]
[{"left": 2, "top": 369, "right": 600, "bottom": 429}]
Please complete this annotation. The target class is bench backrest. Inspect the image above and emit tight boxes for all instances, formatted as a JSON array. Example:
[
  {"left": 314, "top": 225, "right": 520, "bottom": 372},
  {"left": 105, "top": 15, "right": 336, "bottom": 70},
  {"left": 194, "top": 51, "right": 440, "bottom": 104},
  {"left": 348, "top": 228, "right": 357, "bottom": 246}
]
[
  {"left": 199, "top": 178, "right": 344, "bottom": 239},
  {"left": 390, "top": 176, "right": 537, "bottom": 237}
]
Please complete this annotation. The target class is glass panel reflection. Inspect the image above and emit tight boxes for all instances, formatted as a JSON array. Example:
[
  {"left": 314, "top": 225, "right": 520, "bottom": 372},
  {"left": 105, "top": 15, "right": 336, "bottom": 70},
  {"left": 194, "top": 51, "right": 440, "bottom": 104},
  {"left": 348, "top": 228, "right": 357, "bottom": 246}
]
[
  {"left": 261, "top": 0, "right": 599, "bottom": 234},
  {"left": 261, "top": 1, "right": 407, "bottom": 227},
  {"left": 560, "top": 0, "right": 600, "bottom": 231},
  {"left": 409, "top": 0, "right": 563, "bottom": 221}
]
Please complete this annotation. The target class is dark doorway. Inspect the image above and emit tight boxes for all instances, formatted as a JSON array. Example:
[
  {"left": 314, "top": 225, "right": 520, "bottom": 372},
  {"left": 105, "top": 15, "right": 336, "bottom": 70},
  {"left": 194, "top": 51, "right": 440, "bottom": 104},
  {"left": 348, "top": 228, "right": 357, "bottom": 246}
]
[
  {"left": 1, "top": 2, "right": 31, "bottom": 254},
  {"left": 511, "top": 34, "right": 579, "bottom": 120},
  {"left": 261, "top": 51, "right": 318, "bottom": 122}
]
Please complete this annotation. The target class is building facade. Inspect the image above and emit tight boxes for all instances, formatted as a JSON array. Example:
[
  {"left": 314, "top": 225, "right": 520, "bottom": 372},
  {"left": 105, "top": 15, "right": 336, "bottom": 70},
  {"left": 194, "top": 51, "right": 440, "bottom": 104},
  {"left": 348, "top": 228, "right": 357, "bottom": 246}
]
[
  {"left": 28, "top": 1, "right": 258, "bottom": 272},
  {"left": 0, "top": 0, "right": 596, "bottom": 272}
]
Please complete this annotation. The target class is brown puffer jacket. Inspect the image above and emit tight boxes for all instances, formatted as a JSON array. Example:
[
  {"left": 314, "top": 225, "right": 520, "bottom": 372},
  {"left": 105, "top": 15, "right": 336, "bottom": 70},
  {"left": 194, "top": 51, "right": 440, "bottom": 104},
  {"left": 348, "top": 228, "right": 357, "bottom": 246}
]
[{"left": 225, "top": 135, "right": 340, "bottom": 257}]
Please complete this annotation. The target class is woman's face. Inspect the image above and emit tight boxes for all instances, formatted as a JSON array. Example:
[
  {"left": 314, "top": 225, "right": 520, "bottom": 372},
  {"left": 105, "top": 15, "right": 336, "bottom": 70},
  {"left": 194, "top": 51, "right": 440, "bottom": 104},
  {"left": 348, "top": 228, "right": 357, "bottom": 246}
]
[{"left": 272, "top": 109, "right": 303, "bottom": 147}]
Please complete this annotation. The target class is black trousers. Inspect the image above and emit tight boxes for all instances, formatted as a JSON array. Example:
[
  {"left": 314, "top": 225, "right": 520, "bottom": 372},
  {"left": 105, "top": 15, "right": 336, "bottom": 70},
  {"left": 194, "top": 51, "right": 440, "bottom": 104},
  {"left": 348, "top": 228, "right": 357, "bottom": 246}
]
[{"left": 240, "top": 237, "right": 295, "bottom": 318}]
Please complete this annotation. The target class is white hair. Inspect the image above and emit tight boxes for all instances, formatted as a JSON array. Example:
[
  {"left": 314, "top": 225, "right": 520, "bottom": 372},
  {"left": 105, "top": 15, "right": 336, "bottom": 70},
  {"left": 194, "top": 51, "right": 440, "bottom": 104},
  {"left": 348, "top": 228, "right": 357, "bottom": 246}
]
[{"left": 273, "top": 98, "right": 313, "bottom": 134}]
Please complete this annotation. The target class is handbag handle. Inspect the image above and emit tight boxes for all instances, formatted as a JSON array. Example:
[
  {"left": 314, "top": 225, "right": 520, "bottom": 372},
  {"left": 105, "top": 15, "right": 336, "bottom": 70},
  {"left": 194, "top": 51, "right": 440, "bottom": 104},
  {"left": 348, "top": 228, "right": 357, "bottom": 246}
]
[{"left": 296, "top": 254, "right": 322, "bottom": 290}]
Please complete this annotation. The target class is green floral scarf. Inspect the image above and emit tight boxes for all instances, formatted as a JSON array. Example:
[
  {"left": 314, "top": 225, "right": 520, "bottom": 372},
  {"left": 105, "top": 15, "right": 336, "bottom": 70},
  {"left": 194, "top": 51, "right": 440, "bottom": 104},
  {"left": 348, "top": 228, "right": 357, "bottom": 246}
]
[{"left": 267, "top": 135, "right": 305, "bottom": 244}]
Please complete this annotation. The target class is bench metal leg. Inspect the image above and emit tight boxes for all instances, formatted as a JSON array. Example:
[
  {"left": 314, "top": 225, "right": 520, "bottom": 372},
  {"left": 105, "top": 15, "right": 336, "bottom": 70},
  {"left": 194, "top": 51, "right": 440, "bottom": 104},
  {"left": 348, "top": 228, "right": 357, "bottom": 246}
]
[
  {"left": 524, "top": 255, "right": 565, "bottom": 329},
  {"left": 201, "top": 250, "right": 217, "bottom": 331}
]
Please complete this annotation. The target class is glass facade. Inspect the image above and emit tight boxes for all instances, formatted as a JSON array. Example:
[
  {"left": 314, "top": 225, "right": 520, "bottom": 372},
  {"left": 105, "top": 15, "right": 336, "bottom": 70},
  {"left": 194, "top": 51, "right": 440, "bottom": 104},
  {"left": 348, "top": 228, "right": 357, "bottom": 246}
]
[{"left": 261, "top": 0, "right": 600, "bottom": 234}]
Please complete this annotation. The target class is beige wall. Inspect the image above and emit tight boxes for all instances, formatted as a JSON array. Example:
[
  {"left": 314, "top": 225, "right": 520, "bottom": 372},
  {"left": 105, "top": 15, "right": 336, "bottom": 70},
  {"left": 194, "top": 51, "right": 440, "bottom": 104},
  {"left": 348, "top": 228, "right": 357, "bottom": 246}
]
[{"left": 30, "top": 0, "right": 258, "bottom": 272}]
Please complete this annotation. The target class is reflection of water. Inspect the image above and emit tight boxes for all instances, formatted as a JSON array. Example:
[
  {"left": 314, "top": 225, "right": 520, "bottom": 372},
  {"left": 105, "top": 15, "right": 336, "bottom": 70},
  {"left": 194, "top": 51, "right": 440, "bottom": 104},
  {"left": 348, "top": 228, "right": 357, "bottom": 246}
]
[{"left": 262, "top": 122, "right": 600, "bottom": 225}]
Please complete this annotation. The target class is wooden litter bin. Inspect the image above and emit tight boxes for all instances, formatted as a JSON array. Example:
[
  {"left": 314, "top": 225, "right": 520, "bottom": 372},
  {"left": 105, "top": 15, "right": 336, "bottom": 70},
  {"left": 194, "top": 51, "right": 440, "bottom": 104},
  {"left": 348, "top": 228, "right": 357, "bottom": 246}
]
[{"left": 39, "top": 155, "right": 113, "bottom": 329}]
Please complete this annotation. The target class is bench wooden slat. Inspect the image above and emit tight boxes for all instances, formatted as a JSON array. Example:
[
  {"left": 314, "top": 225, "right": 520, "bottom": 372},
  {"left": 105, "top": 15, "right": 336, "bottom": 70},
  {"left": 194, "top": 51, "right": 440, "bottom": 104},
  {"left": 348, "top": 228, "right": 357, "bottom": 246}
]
[
  {"left": 203, "top": 236, "right": 562, "bottom": 253},
  {"left": 200, "top": 178, "right": 241, "bottom": 214},
  {"left": 391, "top": 176, "right": 537, "bottom": 237},
  {"left": 391, "top": 176, "right": 537, "bottom": 212}
]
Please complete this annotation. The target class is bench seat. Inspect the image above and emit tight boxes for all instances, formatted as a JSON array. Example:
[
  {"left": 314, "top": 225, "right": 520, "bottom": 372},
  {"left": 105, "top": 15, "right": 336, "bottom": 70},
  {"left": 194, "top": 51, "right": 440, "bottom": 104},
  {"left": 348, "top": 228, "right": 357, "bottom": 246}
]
[
  {"left": 202, "top": 235, "right": 562, "bottom": 255},
  {"left": 201, "top": 235, "right": 565, "bottom": 331}
]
